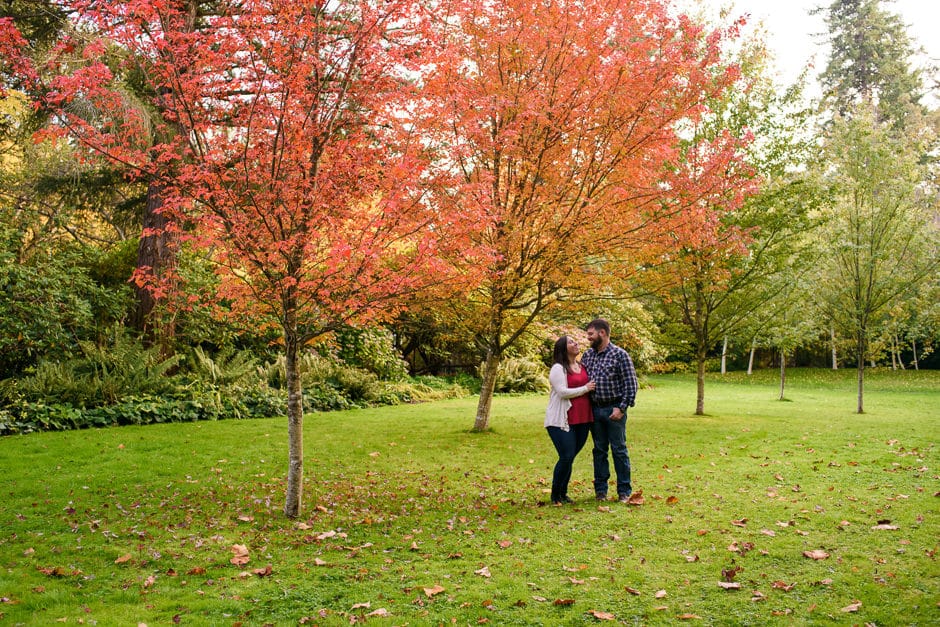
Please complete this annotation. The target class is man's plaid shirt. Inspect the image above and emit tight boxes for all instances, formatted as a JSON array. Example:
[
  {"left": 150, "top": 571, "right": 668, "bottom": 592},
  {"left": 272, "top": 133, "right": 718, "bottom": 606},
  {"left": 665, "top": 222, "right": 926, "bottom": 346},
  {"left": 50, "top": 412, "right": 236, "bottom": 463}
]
[{"left": 582, "top": 342, "right": 638, "bottom": 411}]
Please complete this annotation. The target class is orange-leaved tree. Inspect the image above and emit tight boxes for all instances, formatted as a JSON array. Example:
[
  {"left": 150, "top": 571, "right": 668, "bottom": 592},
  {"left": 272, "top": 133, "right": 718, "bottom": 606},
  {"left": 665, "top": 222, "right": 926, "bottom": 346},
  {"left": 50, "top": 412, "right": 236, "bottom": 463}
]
[
  {"left": 1, "top": 0, "right": 469, "bottom": 517},
  {"left": 423, "top": 0, "right": 751, "bottom": 431}
]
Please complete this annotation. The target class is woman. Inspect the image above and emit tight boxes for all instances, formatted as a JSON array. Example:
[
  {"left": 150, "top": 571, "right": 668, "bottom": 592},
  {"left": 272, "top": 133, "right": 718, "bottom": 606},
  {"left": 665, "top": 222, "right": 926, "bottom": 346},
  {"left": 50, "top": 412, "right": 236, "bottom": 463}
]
[{"left": 545, "top": 335, "right": 595, "bottom": 505}]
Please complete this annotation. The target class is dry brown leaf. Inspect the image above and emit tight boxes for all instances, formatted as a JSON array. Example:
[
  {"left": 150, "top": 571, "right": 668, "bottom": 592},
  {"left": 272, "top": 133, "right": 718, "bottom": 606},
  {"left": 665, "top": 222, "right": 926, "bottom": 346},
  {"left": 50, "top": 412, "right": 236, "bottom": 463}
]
[
  {"left": 760, "top": 529, "right": 776, "bottom": 537},
  {"left": 654, "top": 590, "right": 667, "bottom": 599},
  {"left": 717, "top": 582, "right": 740, "bottom": 590},
  {"left": 475, "top": 566, "right": 492, "bottom": 578},
  {"left": 143, "top": 575, "right": 156, "bottom": 588},
  {"left": 624, "top": 586, "right": 641, "bottom": 596},
  {"left": 589, "top": 610, "right": 615, "bottom": 620},
  {"left": 771, "top": 581, "right": 795, "bottom": 591},
  {"left": 803, "top": 549, "right": 829, "bottom": 560},
  {"left": 678, "top": 613, "right": 702, "bottom": 620},
  {"left": 666, "top": 496, "right": 679, "bottom": 505},
  {"left": 731, "top": 518, "right": 747, "bottom": 527},
  {"left": 350, "top": 602, "right": 371, "bottom": 610},
  {"left": 366, "top": 609, "right": 389, "bottom": 617},
  {"left": 114, "top": 554, "right": 132, "bottom": 564},
  {"left": 229, "top": 544, "right": 250, "bottom": 566},
  {"left": 252, "top": 565, "right": 272, "bottom": 577},
  {"left": 569, "top": 577, "right": 585, "bottom": 585},
  {"left": 497, "top": 540, "right": 512, "bottom": 548},
  {"left": 553, "top": 599, "right": 575, "bottom": 606},
  {"left": 626, "top": 491, "right": 645, "bottom": 505},
  {"left": 423, "top": 584, "right": 445, "bottom": 598},
  {"left": 841, "top": 601, "right": 862, "bottom": 613},
  {"left": 313, "top": 558, "right": 327, "bottom": 566},
  {"left": 871, "top": 524, "right": 899, "bottom": 530}
]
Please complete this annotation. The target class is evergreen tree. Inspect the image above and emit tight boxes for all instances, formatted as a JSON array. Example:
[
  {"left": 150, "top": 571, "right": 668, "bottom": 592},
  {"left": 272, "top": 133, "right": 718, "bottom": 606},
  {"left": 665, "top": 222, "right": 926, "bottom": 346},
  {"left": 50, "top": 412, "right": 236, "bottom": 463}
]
[{"left": 818, "top": 0, "right": 926, "bottom": 126}]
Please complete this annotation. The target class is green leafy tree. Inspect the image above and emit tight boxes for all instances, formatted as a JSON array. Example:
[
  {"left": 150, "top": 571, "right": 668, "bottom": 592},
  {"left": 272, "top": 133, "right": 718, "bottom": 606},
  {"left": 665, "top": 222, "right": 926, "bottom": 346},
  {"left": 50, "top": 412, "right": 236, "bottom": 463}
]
[{"left": 814, "top": 105, "right": 939, "bottom": 413}]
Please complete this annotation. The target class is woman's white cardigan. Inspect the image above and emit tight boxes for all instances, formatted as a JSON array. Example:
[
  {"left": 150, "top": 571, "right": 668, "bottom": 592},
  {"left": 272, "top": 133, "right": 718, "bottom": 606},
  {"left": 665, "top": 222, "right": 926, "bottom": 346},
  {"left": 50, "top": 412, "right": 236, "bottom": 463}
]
[{"left": 544, "top": 363, "right": 592, "bottom": 431}]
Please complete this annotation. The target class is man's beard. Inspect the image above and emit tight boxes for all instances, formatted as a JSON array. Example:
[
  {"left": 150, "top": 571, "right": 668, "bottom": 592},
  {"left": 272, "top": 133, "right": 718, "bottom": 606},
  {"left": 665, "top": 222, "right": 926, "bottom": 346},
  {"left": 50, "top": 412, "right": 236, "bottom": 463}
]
[{"left": 591, "top": 337, "right": 603, "bottom": 350}]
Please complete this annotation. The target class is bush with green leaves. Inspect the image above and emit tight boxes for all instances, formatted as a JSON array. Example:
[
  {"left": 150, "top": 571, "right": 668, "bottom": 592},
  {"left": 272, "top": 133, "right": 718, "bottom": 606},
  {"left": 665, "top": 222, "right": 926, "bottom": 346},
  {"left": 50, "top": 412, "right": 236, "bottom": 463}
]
[
  {"left": 0, "top": 249, "right": 131, "bottom": 377},
  {"left": 1, "top": 327, "right": 181, "bottom": 407},
  {"left": 335, "top": 326, "right": 410, "bottom": 381},
  {"left": 484, "top": 356, "right": 549, "bottom": 393}
]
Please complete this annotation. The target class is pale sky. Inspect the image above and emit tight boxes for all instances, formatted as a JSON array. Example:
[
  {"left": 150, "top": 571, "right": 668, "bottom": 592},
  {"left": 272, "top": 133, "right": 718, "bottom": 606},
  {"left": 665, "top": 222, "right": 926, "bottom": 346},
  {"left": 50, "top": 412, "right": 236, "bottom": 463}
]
[{"left": 674, "top": 0, "right": 939, "bottom": 101}]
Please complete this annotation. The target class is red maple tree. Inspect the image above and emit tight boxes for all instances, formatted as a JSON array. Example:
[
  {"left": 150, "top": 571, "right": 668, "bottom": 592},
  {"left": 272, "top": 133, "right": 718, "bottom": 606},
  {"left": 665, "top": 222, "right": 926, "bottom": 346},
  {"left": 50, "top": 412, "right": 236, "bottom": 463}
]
[
  {"left": 421, "top": 0, "right": 754, "bottom": 430},
  {"left": 2, "top": 0, "right": 468, "bottom": 517}
]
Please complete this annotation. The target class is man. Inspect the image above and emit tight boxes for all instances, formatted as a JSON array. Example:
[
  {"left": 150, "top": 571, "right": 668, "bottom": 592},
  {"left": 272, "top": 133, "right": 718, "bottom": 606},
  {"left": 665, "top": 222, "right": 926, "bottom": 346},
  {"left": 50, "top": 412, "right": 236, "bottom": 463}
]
[{"left": 581, "top": 318, "right": 638, "bottom": 503}]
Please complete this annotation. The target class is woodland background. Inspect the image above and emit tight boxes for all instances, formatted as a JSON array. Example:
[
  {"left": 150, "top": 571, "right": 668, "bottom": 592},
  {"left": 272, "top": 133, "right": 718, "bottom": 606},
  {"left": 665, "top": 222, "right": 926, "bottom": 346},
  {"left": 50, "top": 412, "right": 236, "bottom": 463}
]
[{"left": 0, "top": 0, "right": 937, "bottom": 516}]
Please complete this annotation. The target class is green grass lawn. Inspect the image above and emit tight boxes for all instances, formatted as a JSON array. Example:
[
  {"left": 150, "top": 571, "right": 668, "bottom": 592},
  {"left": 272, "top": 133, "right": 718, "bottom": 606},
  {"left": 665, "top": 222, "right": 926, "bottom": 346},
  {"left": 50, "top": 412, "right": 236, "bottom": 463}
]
[{"left": 1, "top": 369, "right": 937, "bottom": 625}]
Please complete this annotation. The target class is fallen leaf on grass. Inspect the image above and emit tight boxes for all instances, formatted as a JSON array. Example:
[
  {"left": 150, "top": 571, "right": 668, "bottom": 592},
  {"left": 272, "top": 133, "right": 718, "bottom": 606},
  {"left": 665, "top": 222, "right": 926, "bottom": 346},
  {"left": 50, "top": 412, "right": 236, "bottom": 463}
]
[
  {"left": 666, "top": 496, "right": 679, "bottom": 505},
  {"left": 803, "top": 550, "right": 829, "bottom": 560},
  {"left": 351, "top": 602, "right": 371, "bottom": 610},
  {"left": 313, "top": 558, "right": 327, "bottom": 566},
  {"left": 475, "top": 567, "right": 492, "bottom": 578},
  {"left": 624, "top": 586, "right": 640, "bottom": 596},
  {"left": 143, "top": 575, "right": 156, "bottom": 588},
  {"left": 750, "top": 591, "right": 766, "bottom": 602},
  {"left": 252, "top": 565, "right": 272, "bottom": 577},
  {"left": 115, "top": 554, "right": 133, "bottom": 564},
  {"left": 229, "top": 544, "right": 250, "bottom": 566},
  {"left": 760, "top": 529, "right": 776, "bottom": 537},
  {"left": 553, "top": 598, "right": 575, "bottom": 606},
  {"left": 731, "top": 518, "right": 747, "bottom": 527},
  {"left": 871, "top": 524, "right": 899, "bottom": 530},
  {"left": 678, "top": 613, "right": 702, "bottom": 620},
  {"left": 423, "top": 585, "right": 445, "bottom": 598},
  {"left": 717, "top": 582, "right": 740, "bottom": 590},
  {"left": 366, "top": 608, "right": 389, "bottom": 617},
  {"left": 841, "top": 601, "right": 862, "bottom": 613},
  {"left": 186, "top": 567, "right": 206, "bottom": 575},
  {"left": 771, "top": 581, "right": 795, "bottom": 591},
  {"left": 654, "top": 590, "right": 667, "bottom": 599},
  {"left": 626, "top": 491, "right": 644, "bottom": 505},
  {"left": 569, "top": 577, "right": 585, "bottom": 585},
  {"left": 37, "top": 566, "right": 79, "bottom": 577},
  {"left": 589, "top": 609, "right": 615, "bottom": 620}
]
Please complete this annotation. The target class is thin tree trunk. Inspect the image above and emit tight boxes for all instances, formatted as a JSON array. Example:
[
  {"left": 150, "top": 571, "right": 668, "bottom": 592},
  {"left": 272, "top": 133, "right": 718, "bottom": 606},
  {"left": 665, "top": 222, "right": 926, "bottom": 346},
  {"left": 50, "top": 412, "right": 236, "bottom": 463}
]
[
  {"left": 856, "top": 334, "right": 865, "bottom": 415},
  {"left": 895, "top": 334, "right": 905, "bottom": 370},
  {"left": 283, "top": 321, "right": 304, "bottom": 518},
  {"left": 695, "top": 346, "right": 706, "bottom": 415},
  {"left": 912, "top": 339, "right": 919, "bottom": 370},
  {"left": 721, "top": 336, "right": 728, "bottom": 375},
  {"left": 778, "top": 350, "right": 786, "bottom": 400},
  {"left": 473, "top": 348, "right": 500, "bottom": 431},
  {"left": 831, "top": 326, "right": 838, "bottom": 370},
  {"left": 747, "top": 337, "right": 756, "bottom": 375}
]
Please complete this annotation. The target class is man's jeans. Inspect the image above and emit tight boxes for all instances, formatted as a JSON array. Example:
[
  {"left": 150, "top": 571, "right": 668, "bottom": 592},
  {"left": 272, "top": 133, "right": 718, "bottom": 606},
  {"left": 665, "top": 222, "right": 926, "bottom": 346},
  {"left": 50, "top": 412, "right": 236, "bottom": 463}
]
[{"left": 590, "top": 404, "right": 631, "bottom": 497}]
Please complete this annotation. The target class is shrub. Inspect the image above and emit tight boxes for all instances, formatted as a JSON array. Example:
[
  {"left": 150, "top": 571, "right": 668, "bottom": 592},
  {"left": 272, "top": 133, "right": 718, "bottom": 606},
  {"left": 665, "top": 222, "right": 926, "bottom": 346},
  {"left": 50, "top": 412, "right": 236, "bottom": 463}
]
[
  {"left": 335, "top": 326, "right": 410, "bottom": 381},
  {"left": 1, "top": 327, "right": 181, "bottom": 407},
  {"left": 484, "top": 356, "right": 549, "bottom": 393}
]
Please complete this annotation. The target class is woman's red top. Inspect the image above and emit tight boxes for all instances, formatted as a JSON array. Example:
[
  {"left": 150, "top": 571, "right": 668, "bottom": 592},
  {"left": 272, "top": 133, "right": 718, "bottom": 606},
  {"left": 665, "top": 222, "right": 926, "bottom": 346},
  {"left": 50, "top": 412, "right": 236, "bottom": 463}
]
[{"left": 566, "top": 366, "right": 593, "bottom": 425}]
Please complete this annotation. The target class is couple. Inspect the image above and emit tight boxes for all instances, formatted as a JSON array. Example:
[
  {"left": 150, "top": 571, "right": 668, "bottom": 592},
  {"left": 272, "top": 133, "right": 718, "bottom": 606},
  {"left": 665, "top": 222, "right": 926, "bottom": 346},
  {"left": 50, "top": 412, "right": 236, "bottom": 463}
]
[{"left": 544, "top": 318, "right": 638, "bottom": 506}]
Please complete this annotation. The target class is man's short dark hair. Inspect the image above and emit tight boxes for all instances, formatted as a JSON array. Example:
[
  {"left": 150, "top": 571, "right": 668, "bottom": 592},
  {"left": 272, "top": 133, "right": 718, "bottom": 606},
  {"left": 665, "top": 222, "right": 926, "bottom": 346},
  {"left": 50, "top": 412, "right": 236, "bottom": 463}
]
[{"left": 587, "top": 318, "right": 610, "bottom": 335}]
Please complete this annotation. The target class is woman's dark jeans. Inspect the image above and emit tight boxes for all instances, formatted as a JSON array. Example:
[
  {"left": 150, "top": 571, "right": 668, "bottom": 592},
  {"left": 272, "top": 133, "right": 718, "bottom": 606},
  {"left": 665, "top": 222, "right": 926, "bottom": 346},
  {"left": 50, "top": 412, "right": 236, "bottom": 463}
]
[{"left": 546, "top": 423, "right": 592, "bottom": 503}]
